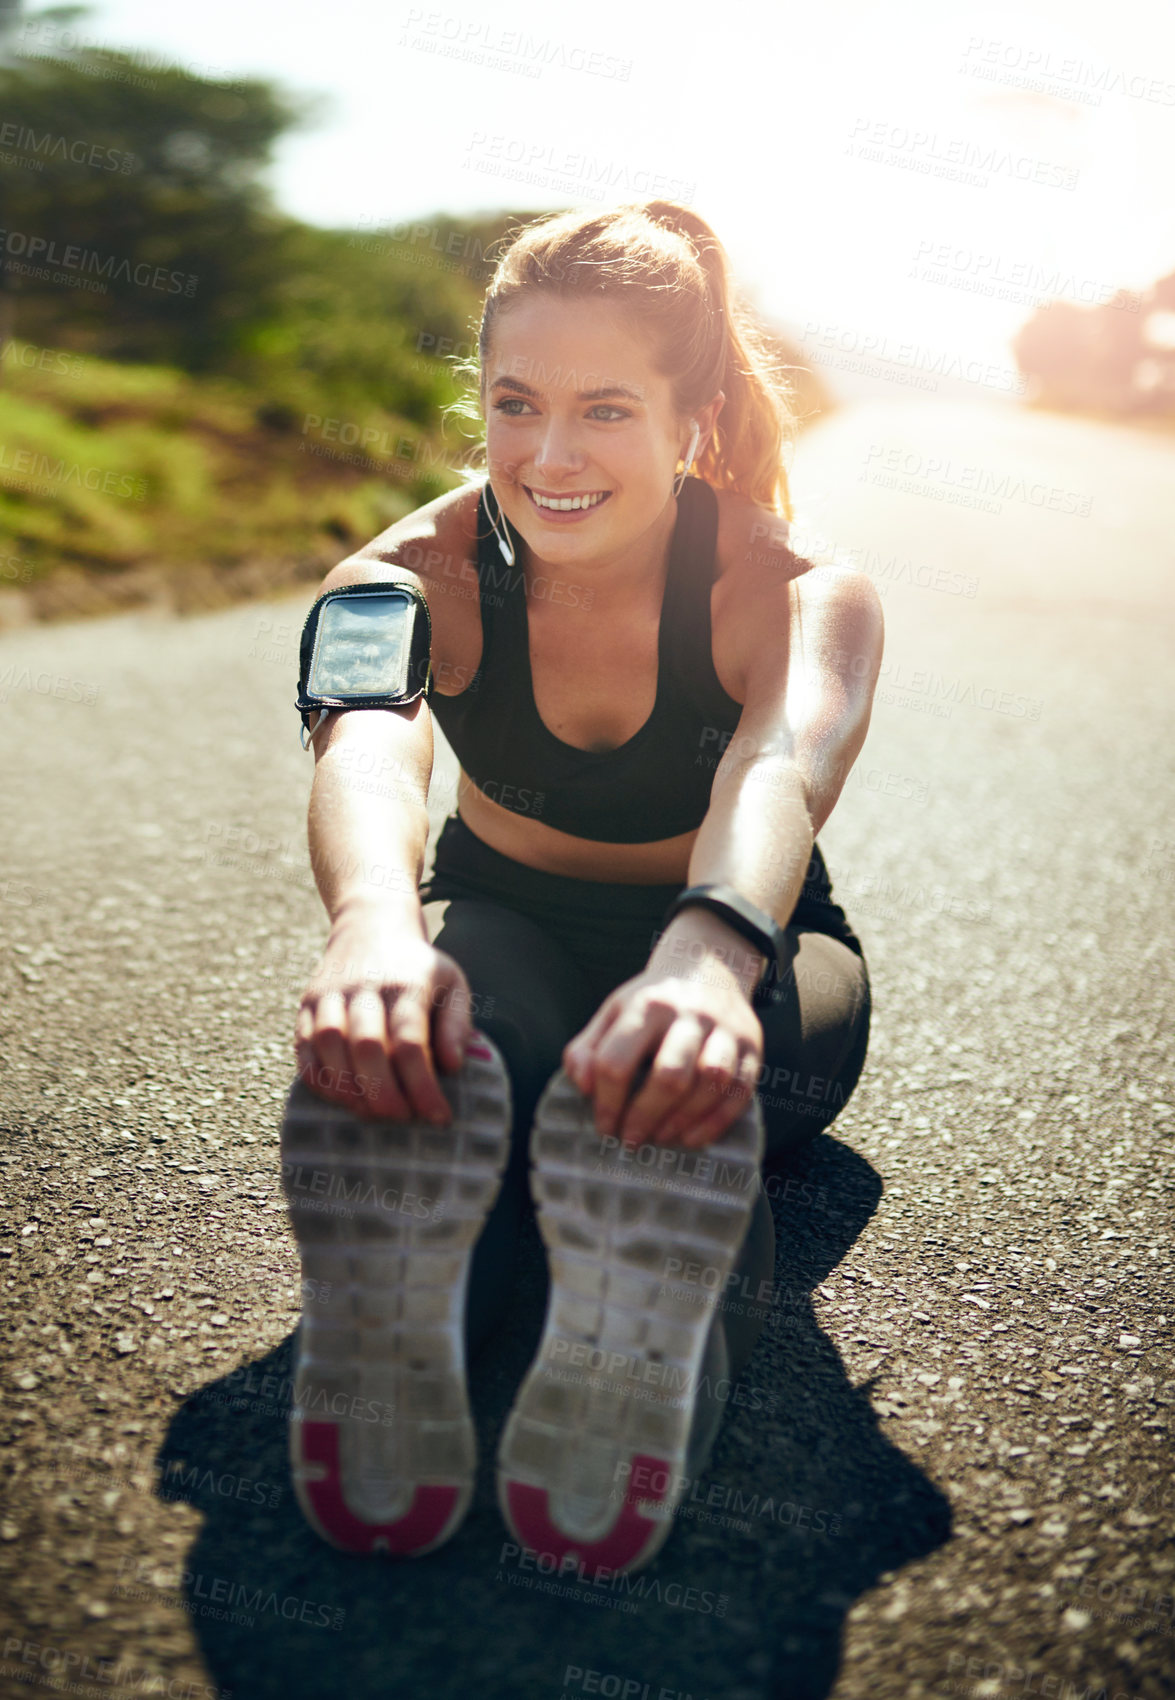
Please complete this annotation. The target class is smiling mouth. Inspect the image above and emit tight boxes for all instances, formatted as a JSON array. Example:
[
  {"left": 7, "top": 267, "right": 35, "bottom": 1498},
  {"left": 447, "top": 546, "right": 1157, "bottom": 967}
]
[{"left": 524, "top": 487, "right": 612, "bottom": 513}]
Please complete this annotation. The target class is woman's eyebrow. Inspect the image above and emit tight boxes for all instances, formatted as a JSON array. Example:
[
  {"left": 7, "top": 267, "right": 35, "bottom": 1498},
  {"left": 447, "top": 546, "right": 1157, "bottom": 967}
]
[{"left": 488, "top": 376, "right": 645, "bottom": 402}]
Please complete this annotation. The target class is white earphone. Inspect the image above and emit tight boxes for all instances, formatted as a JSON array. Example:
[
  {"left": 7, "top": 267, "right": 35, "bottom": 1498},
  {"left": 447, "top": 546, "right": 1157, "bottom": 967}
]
[
  {"left": 486, "top": 480, "right": 515, "bottom": 566},
  {"left": 673, "top": 420, "right": 701, "bottom": 497}
]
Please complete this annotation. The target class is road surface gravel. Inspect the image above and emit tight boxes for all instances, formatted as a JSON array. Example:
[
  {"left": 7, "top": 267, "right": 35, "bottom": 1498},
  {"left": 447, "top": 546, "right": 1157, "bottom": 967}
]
[{"left": 1, "top": 398, "right": 1172, "bottom": 1700}]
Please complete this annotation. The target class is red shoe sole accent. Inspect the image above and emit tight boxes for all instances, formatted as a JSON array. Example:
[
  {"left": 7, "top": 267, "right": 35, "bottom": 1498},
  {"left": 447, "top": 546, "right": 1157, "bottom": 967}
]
[
  {"left": 297, "top": 1422, "right": 461, "bottom": 1556},
  {"left": 464, "top": 1035, "right": 495, "bottom": 1062},
  {"left": 503, "top": 1452, "right": 671, "bottom": 1571}
]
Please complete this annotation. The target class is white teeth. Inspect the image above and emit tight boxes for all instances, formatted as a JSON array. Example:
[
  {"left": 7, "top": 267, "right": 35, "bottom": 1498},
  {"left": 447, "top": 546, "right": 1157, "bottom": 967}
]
[{"left": 530, "top": 490, "right": 607, "bottom": 512}]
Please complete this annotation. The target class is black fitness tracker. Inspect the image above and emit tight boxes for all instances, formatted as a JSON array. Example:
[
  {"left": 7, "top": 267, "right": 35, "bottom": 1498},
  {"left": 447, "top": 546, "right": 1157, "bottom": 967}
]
[{"left": 661, "top": 883, "right": 787, "bottom": 992}]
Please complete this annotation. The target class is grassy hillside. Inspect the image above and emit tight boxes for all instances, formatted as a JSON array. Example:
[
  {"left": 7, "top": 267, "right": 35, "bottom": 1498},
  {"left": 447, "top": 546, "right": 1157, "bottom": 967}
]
[{"left": 0, "top": 337, "right": 478, "bottom": 619}]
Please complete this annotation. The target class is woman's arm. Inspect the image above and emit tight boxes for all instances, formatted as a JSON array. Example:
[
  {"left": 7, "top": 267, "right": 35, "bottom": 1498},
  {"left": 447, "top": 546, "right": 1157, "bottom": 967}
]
[
  {"left": 564, "top": 563, "right": 884, "bottom": 1146},
  {"left": 296, "top": 654, "right": 476, "bottom": 1125},
  {"left": 669, "top": 560, "right": 884, "bottom": 951},
  {"left": 306, "top": 694, "right": 432, "bottom": 928},
  {"left": 292, "top": 486, "right": 483, "bottom": 1121}
]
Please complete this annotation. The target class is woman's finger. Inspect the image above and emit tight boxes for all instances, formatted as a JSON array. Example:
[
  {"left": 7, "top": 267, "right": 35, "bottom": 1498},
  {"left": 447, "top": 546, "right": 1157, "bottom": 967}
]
[
  {"left": 386, "top": 993, "right": 450, "bottom": 1124},
  {"left": 303, "top": 989, "right": 350, "bottom": 1094},
  {"left": 294, "top": 1035, "right": 320, "bottom": 1093},
  {"left": 644, "top": 1023, "right": 741, "bottom": 1144},
  {"left": 680, "top": 1047, "right": 761, "bottom": 1147},
  {"left": 563, "top": 991, "right": 622, "bottom": 1094},
  {"left": 345, "top": 987, "right": 405, "bottom": 1117},
  {"left": 431, "top": 964, "right": 473, "bottom": 1074},
  {"left": 589, "top": 1001, "right": 677, "bottom": 1138},
  {"left": 295, "top": 999, "right": 316, "bottom": 1052},
  {"left": 615, "top": 1015, "right": 710, "bottom": 1146}
]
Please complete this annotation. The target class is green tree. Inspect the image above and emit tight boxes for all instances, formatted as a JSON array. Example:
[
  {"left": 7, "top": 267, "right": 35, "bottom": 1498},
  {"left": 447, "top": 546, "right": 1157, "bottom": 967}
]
[
  {"left": 0, "top": 12, "right": 535, "bottom": 426},
  {"left": 0, "top": 10, "right": 311, "bottom": 367}
]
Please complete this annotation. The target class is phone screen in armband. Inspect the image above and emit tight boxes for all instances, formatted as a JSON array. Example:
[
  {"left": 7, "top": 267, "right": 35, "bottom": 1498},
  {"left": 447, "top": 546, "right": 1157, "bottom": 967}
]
[{"left": 308, "top": 591, "right": 413, "bottom": 698}]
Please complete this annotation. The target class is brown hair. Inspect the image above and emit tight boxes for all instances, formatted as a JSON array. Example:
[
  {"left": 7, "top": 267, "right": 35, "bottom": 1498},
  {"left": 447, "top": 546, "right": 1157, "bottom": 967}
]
[{"left": 475, "top": 201, "right": 797, "bottom": 519}]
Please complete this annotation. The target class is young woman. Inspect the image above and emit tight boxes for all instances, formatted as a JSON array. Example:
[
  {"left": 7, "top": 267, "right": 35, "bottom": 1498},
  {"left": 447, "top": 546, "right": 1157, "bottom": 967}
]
[{"left": 279, "top": 201, "right": 883, "bottom": 1574}]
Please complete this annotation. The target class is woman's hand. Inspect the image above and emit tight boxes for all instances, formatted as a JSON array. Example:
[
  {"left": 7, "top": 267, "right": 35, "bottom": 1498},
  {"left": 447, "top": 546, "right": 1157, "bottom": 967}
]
[
  {"left": 562, "top": 915, "right": 765, "bottom": 1150},
  {"left": 294, "top": 897, "right": 474, "bottom": 1122}
]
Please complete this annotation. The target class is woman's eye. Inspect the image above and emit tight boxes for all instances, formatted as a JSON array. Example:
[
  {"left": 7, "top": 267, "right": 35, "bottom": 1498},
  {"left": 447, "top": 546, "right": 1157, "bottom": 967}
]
[{"left": 491, "top": 398, "right": 629, "bottom": 421}]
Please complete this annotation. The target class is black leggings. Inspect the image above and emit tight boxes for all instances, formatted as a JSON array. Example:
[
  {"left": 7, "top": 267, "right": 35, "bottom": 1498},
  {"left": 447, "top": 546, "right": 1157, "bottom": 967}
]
[{"left": 419, "top": 815, "right": 872, "bottom": 1362}]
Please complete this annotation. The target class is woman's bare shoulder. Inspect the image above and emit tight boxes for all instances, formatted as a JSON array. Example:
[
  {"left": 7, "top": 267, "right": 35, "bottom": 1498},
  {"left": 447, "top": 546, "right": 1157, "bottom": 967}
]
[
  {"left": 326, "top": 479, "right": 484, "bottom": 590},
  {"left": 303, "top": 481, "right": 487, "bottom": 693},
  {"left": 712, "top": 487, "right": 805, "bottom": 585}
]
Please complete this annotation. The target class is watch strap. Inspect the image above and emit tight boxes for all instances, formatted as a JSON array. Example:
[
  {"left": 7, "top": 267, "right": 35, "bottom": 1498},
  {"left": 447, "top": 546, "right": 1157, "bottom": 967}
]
[{"left": 660, "top": 883, "right": 784, "bottom": 989}]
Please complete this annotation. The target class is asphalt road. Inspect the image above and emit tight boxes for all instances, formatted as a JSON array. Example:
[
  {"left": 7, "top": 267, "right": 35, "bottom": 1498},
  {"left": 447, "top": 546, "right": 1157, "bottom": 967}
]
[{"left": 1, "top": 397, "right": 1173, "bottom": 1700}]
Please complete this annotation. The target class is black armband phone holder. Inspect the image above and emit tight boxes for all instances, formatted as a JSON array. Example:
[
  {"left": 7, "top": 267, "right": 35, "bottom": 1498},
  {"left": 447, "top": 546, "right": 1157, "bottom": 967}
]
[{"left": 295, "top": 580, "right": 433, "bottom": 745}]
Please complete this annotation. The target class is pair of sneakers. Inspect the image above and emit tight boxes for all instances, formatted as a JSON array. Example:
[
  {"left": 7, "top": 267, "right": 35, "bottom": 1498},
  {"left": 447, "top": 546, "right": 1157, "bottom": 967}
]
[{"left": 279, "top": 1030, "right": 765, "bottom": 1574}]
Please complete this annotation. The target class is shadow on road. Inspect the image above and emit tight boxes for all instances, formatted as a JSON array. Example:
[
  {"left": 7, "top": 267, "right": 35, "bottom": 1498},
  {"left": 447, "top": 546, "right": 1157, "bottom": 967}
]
[{"left": 157, "top": 1140, "right": 950, "bottom": 1700}]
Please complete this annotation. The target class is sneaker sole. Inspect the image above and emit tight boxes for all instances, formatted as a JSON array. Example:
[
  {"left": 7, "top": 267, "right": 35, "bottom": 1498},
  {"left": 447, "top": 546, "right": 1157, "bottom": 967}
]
[
  {"left": 281, "top": 1031, "right": 511, "bottom": 1556},
  {"left": 497, "top": 1069, "right": 764, "bottom": 1575}
]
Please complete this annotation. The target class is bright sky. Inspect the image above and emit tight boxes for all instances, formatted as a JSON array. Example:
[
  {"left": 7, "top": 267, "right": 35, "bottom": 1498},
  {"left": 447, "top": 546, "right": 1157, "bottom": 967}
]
[{"left": 26, "top": 0, "right": 1175, "bottom": 370}]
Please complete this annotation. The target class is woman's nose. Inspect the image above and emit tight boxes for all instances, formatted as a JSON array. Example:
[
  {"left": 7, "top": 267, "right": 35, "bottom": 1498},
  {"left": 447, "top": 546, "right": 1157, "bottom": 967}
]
[{"left": 532, "top": 417, "right": 585, "bottom": 479}]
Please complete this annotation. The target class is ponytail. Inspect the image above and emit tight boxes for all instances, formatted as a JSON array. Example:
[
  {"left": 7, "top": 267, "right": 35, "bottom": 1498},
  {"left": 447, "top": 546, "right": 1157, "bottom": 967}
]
[
  {"left": 638, "top": 202, "right": 795, "bottom": 518},
  {"left": 477, "top": 201, "right": 798, "bottom": 518}
]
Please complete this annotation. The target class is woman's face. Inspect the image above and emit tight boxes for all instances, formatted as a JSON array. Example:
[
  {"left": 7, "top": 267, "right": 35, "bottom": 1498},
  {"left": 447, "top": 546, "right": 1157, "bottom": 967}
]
[{"left": 481, "top": 293, "right": 698, "bottom": 569}]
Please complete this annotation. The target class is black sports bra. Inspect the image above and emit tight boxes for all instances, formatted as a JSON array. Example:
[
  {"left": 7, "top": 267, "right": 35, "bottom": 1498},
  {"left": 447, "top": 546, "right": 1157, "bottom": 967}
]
[{"left": 425, "top": 476, "right": 744, "bottom": 844}]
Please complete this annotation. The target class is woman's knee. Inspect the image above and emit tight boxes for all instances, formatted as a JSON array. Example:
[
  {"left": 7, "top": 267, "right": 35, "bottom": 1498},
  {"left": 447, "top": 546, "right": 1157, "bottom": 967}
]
[{"left": 754, "top": 931, "right": 871, "bottom": 1158}]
